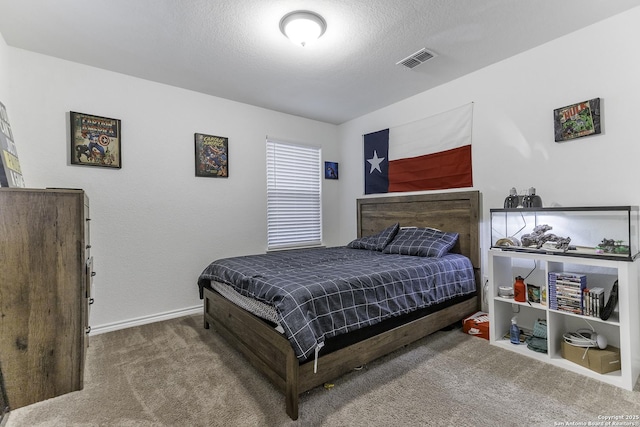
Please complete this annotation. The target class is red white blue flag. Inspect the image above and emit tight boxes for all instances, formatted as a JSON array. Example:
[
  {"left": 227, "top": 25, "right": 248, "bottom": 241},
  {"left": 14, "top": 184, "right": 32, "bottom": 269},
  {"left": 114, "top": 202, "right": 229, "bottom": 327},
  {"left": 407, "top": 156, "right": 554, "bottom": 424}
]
[{"left": 364, "top": 103, "right": 473, "bottom": 194}]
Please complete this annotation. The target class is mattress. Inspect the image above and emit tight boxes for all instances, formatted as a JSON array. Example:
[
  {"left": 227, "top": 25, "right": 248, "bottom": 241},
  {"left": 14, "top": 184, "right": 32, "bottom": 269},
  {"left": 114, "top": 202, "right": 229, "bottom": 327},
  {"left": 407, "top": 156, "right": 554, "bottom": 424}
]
[
  {"left": 198, "top": 246, "right": 476, "bottom": 361},
  {"left": 209, "top": 280, "right": 282, "bottom": 331}
]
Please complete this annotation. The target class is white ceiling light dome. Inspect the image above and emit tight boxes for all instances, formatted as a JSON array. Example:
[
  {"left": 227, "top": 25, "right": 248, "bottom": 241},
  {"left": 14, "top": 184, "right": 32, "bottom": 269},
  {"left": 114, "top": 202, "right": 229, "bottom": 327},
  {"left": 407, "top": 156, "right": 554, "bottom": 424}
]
[{"left": 279, "top": 10, "right": 327, "bottom": 47}]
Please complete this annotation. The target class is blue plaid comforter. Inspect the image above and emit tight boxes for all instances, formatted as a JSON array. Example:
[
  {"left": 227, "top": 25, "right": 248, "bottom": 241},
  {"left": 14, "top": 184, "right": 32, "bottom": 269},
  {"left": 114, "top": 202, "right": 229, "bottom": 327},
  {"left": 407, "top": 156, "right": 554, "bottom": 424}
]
[{"left": 197, "top": 247, "right": 476, "bottom": 361}]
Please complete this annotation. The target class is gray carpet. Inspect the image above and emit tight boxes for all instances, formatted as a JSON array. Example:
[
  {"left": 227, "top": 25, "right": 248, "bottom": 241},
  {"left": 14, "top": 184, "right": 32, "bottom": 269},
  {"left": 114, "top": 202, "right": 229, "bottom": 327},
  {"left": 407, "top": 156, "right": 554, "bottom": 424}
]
[{"left": 5, "top": 314, "right": 640, "bottom": 426}]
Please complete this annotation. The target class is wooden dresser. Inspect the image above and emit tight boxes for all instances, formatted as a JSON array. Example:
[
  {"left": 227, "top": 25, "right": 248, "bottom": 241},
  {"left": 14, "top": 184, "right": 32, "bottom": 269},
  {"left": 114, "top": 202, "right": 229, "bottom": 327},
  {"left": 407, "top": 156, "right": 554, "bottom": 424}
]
[{"left": 0, "top": 188, "right": 92, "bottom": 409}]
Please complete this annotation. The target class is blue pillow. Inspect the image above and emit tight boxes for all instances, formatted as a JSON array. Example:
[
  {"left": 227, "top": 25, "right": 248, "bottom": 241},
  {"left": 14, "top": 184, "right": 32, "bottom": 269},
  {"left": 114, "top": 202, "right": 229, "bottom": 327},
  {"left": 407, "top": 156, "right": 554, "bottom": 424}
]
[
  {"left": 347, "top": 223, "right": 399, "bottom": 251},
  {"left": 382, "top": 227, "right": 458, "bottom": 257}
]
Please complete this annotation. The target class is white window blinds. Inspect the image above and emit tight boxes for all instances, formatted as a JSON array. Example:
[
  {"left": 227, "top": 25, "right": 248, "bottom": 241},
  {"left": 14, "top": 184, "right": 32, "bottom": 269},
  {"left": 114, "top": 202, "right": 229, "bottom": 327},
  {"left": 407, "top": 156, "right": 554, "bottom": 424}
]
[{"left": 266, "top": 139, "right": 322, "bottom": 250}]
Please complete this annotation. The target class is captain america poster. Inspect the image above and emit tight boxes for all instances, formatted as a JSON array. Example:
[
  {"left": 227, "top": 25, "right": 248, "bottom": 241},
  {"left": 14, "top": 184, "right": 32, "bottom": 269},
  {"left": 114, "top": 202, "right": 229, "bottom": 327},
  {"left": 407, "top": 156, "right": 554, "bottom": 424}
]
[{"left": 70, "top": 111, "right": 121, "bottom": 168}]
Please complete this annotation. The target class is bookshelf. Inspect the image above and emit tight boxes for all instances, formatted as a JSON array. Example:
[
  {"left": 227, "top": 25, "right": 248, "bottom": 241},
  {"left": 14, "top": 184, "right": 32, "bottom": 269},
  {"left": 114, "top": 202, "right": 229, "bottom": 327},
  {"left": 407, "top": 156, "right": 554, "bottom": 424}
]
[{"left": 488, "top": 249, "right": 639, "bottom": 390}]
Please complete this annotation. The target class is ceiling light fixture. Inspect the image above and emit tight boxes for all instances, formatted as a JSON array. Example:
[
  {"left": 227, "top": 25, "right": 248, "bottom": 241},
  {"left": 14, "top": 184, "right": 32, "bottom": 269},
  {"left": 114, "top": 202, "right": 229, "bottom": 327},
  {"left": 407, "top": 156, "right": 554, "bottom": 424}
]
[{"left": 279, "top": 10, "right": 327, "bottom": 47}]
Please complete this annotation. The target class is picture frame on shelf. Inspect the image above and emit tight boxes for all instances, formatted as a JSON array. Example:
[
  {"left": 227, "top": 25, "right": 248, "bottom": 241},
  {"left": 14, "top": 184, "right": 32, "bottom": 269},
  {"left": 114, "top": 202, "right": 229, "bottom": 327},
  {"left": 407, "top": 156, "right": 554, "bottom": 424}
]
[
  {"left": 70, "top": 111, "right": 121, "bottom": 168},
  {"left": 194, "top": 133, "right": 228, "bottom": 178},
  {"left": 553, "top": 97, "right": 601, "bottom": 142}
]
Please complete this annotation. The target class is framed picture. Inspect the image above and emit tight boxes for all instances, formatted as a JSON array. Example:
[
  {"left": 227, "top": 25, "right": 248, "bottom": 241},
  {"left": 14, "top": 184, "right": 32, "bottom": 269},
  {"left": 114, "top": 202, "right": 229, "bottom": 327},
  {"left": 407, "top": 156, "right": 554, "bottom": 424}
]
[
  {"left": 70, "top": 111, "right": 121, "bottom": 168},
  {"left": 195, "top": 133, "right": 228, "bottom": 177},
  {"left": 0, "top": 101, "right": 25, "bottom": 187},
  {"left": 325, "top": 161, "right": 338, "bottom": 179},
  {"left": 553, "top": 98, "right": 601, "bottom": 142}
]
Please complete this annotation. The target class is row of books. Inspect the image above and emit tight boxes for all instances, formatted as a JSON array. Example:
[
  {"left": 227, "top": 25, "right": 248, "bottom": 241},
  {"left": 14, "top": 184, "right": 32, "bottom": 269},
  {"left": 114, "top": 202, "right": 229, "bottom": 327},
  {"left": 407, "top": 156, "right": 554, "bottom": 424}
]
[
  {"left": 583, "top": 287, "right": 605, "bottom": 318},
  {"left": 548, "top": 272, "right": 604, "bottom": 317}
]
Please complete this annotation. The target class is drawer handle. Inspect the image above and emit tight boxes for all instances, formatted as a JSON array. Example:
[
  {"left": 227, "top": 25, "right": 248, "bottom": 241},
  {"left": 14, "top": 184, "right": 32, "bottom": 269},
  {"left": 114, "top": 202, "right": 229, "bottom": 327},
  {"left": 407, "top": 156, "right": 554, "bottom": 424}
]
[
  {"left": 89, "top": 298, "right": 95, "bottom": 305},
  {"left": 86, "top": 326, "right": 91, "bottom": 334},
  {"left": 91, "top": 272, "right": 97, "bottom": 277},
  {"left": 86, "top": 218, "right": 91, "bottom": 222},
  {"left": 86, "top": 244, "right": 92, "bottom": 249}
]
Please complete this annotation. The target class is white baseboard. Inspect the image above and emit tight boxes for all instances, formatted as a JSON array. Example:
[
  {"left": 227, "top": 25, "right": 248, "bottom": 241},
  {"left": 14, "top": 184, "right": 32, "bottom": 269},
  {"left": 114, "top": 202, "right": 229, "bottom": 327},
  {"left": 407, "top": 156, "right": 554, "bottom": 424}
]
[{"left": 90, "top": 305, "right": 202, "bottom": 335}]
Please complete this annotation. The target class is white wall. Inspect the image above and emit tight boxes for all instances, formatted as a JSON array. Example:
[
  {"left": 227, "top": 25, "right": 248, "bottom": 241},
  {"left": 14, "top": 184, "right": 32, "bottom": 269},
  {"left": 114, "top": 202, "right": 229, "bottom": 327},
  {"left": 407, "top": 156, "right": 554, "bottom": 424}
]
[
  {"left": 0, "top": 32, "right": 11, "bottom": 116},
  {"left": 338, "top": 7, "right": 640, "bottom": 288},
  {"left": 3, "top": 6, "right": 639, "bottom": 329},
  {"left": 4, "top": 48, "right": 339, "bottom": 331}
]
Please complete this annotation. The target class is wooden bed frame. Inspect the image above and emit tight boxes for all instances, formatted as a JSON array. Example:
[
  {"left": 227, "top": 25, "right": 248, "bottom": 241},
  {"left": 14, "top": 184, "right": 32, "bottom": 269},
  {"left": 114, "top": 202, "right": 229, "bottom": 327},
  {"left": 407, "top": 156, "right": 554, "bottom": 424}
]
[{"left": 202, "top": 190, "right": 480, "bottom": 420}]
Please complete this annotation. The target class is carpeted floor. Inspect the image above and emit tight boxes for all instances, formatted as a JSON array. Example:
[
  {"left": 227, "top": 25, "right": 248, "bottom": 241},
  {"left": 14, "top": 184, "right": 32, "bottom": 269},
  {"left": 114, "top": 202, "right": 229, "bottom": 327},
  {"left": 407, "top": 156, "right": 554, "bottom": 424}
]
[{"left": 5, "top": 314, "right": 640, "bottom": 426}]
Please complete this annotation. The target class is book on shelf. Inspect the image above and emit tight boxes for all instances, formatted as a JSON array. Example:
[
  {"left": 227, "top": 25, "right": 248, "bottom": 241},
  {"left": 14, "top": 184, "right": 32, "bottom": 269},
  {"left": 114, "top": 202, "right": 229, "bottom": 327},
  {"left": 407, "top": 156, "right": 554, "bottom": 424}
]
[
  {"left": 583, "top": 287, "right": 605, "bottom": 317},
  {"left": 549, "top": 272, "right": 587, "bottom": 314}
]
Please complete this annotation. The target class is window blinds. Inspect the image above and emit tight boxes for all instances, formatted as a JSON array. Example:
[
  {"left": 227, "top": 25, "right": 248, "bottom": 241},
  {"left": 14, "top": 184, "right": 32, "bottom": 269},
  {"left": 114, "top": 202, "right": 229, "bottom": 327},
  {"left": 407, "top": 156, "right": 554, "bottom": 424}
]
[{"left": 266, "top": 139, "right": 322, "bottom": 250}]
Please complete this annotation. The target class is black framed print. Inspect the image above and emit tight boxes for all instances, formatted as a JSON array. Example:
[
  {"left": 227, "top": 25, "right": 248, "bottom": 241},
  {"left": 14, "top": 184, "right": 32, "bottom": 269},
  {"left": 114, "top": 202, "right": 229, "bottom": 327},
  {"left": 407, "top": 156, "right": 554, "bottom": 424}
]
[
  {"left": 70, "top": 111, "right": 121, "bottom": 168},
  {"left": 195, "top": 133, "right": 228, "bottom": 177},
  {"left": 325, "top": 161, "right": 338, "bottom": 179},
  {"left": 553, "top": 98, "right": 601, "bottom": 142}
]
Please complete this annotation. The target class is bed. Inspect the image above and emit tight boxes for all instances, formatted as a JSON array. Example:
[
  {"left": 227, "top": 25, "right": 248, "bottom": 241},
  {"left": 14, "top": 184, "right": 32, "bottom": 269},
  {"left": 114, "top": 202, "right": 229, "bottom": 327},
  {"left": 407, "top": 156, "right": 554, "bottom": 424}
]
[{"left": 198, "top": 190, "right": 480, "bottom": 420}]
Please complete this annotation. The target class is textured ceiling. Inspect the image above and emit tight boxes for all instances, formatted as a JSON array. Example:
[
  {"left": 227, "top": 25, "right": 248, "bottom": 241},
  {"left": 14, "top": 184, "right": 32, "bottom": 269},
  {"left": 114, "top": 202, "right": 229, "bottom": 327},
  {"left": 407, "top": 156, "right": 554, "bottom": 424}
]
[{"left": 0, "top": 0, "right": 638, "bottom": 124}]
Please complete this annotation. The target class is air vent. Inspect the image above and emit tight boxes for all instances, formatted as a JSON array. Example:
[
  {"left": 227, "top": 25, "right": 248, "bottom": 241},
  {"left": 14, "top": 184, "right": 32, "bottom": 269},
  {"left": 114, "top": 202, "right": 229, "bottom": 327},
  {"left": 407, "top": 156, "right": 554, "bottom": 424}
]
[{"left": 396, "top": 48, "right": 436, "bottom": 69}]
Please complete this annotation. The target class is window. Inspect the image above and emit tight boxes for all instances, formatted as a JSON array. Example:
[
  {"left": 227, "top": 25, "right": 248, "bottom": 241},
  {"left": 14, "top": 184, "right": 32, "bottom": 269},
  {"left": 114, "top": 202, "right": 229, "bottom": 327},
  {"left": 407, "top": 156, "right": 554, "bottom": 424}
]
[{"left": 266, "top": 138, "right": 322, "bottom": 250}]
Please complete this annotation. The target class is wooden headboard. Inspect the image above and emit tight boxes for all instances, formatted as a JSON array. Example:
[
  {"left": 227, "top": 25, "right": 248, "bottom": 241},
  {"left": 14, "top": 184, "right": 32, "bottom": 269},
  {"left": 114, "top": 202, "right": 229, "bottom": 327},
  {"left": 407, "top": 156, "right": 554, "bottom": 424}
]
[{"left": 356, "top": 191, "right": 480, "bottom": 269}]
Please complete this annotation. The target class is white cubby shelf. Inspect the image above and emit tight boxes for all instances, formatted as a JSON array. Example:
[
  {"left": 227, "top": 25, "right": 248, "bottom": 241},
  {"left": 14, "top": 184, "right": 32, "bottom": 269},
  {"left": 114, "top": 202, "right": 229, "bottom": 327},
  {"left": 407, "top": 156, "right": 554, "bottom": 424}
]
[{"left": 488, "top": 248, "right": 640, "bottom": 390}]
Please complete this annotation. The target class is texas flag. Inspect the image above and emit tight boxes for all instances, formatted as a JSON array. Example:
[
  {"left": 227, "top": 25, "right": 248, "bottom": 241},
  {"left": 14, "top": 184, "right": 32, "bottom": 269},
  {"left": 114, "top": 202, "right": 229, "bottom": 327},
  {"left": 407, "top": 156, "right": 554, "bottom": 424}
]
[{"left": 364, "top": 103, "right": 473, "bottom": 195}]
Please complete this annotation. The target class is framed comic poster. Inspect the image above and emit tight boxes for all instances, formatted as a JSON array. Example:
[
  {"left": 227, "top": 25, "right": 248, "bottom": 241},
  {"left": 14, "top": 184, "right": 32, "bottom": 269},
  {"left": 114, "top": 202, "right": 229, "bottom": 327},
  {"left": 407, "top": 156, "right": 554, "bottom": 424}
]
[
  {"left": 194, "top": 133, "right": 228, "bottom": 177},
  {"left": 324, "top": 161, "right": 338, "bottom": 179},
  {"left": 553, "top": 98, "right": 601, "bottom": 142},
  {"left": 70, "top": 111, "right": 121, "bottom": 168}
]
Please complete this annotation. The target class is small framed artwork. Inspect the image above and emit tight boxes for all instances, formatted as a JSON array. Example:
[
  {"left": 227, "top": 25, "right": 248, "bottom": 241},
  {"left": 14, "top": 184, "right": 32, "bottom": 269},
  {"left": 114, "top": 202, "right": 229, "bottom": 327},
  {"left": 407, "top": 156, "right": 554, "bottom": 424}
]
[
  {"left": 325, "top": 161, "right": 338, "bottom": 179},
  {"left": 195, "top": 133, "right": 228, "bottom": 177},
  {"left": 70, "top": 111, "right": 121, "bottom": 168},
  {"left": 553, "top": 97, "right": 601, "bottom": 142}
]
